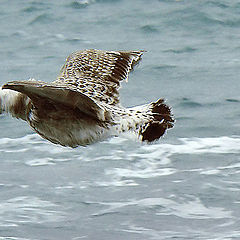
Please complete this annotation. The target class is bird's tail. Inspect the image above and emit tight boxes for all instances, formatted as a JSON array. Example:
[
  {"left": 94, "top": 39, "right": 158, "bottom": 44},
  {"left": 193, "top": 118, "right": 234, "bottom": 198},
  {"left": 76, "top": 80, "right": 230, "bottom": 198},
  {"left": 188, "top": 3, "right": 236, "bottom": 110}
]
[{"left": 125, "top": 98, "right": 174, "bottom": 142}]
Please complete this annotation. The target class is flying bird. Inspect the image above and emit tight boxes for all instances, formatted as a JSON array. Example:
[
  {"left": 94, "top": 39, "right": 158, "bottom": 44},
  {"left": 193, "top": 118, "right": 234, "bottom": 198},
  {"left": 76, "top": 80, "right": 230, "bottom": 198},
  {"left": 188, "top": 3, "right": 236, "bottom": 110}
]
[{"left": 0, "top": 49, "right": 174, "bottom": 147}]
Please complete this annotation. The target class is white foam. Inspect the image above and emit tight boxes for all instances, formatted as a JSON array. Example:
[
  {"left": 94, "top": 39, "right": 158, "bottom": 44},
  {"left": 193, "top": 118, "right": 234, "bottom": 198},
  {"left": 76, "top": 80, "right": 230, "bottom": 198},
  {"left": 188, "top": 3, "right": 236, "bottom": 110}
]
[
  {"left": 1, "top": 134, "right": 240, "bottom": 155},
  {"left": 0, "top": 237, "right": 31, "bottom": 240},
  {"left": 200, "top": 169, "right": 221, "bottom": 175},
  {"left": 92, "top": 196, "right": 232, "bottom": 219},
  {"left": 95, "top": 179, "right": 138, "bottom": 187},
  {"left": 142, "top": 136, "right": 240, "bottom": 155},
  {"left": 1, "top": 135, "right": 240, "bottom": 181},
  {"left": 25, "top": 158, "right": 56, "bottom": 166},
  {"left": 106, "top": 167, "right": 176, "bottom": 178},
  {"left": 0, "top": 196, "right": 65, "bottom": 226},
  {"left": 0, "top": 135, "right": 239, "bottom": 186}
]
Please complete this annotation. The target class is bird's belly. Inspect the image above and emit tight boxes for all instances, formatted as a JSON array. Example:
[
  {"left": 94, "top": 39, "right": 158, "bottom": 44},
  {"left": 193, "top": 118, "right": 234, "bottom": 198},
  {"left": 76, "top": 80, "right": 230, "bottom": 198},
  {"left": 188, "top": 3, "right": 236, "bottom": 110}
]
[{"left": 29, "top": 117, "right": 111, "bottom": 147}]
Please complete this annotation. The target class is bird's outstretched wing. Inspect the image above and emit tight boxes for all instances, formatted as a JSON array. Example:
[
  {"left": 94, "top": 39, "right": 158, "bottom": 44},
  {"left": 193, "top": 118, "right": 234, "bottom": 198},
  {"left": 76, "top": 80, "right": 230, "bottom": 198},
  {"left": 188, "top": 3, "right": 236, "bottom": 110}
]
[
  {"left": 2, "top": 80, "right": 109, "bottom": 122},
  {"left": 54, "top": 49, "right": 145, "bottom": 105}
]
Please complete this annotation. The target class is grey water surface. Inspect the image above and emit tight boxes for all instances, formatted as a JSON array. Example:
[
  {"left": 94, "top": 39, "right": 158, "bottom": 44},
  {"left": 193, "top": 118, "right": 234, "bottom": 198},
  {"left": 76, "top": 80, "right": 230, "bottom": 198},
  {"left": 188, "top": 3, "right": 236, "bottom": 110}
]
[{"left": 0, "top": 0, "right": 240, "bottom": 239}]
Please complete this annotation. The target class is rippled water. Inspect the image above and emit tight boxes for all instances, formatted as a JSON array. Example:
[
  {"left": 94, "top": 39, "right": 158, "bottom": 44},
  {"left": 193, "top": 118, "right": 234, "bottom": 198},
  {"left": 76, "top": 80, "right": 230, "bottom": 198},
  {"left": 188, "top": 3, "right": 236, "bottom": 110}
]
[{"left": 1, "top": 0, "right": 240, "bottom": 239}]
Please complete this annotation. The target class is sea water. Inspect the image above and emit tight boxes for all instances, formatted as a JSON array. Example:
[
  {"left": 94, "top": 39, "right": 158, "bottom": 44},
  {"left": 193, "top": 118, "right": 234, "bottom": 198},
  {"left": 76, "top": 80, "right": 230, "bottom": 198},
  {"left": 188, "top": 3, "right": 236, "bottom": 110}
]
[{"left": 0, "top": 0, "right": 240, "bottom": 239}]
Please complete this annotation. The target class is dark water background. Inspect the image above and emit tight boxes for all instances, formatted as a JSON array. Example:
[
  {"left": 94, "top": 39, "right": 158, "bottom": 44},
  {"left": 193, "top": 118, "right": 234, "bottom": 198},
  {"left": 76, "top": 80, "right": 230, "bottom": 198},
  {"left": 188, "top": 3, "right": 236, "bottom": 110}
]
[{"left": 0, "top": 0, "right": 240, "bottom": 239}]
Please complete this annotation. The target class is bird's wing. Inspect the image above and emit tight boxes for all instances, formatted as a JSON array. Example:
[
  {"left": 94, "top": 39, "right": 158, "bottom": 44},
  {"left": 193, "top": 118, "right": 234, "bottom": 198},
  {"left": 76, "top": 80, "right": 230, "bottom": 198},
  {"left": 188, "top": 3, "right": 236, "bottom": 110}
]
[
  {"left": 2, "top": 80, "right": 109, "bottom": 122},
  {"left": 54, "top": 49, "right": 145, "bottom": 105}
]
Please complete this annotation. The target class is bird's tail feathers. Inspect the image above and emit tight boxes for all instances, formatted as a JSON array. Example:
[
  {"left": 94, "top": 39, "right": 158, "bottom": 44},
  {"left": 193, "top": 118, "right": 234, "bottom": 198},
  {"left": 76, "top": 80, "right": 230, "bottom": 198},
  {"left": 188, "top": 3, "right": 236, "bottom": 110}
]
[{"left": 135, "top": 98, "right": 174, "bottom": 142}]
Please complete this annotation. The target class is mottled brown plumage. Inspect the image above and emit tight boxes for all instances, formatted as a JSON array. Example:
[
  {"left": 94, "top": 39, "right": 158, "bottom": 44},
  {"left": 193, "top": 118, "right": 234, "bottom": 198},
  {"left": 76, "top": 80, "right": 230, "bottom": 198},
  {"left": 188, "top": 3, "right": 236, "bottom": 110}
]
[
  {"left": 0, "top": 49, "right": 174, "bottom": 147},
  {"left": 55, "top": 49, "right": 144, "bottom": 105}
]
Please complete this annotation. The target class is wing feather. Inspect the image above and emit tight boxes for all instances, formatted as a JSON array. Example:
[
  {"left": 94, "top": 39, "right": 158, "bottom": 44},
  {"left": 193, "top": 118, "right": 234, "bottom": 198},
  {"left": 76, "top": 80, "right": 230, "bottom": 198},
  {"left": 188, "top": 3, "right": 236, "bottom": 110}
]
[
  {"left": 3, "top": 80, "right": 108, "bottom": 122},
  {"left": 54, "top": 49, "right": 145, "bottom": 105}
]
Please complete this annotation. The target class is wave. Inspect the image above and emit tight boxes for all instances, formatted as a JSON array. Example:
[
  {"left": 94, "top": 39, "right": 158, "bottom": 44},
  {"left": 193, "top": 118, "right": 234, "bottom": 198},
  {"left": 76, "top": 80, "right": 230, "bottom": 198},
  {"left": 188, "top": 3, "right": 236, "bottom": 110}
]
[
  {"left": 0, "top": 237, "right": 32, "bottom": 240},
  {"left": 1, "top": 135, "right": 240, "bottom": 183},
  {"left": 164, "top": 47, "right": 197, "bottom": 54},
  {"left": 0, "top": 196, "right": 65, "bottom": 227},
  {"left": 29, "top": 13, "right": 54, "bottom": 25},
  {"left": 1, "top": 134, "right": 240, "bottom": 157},
  {"left": 120, "top": 223, "right": 240, "bottom": 240},
  {"left": 91, "top": 196, "right": 232, "bottom": 219},
  {"left": 68, "top": 1, "right": 90, "bottom": 9},
  {"left": 140, "top": 24, "right": 159, "bottom": 33}
]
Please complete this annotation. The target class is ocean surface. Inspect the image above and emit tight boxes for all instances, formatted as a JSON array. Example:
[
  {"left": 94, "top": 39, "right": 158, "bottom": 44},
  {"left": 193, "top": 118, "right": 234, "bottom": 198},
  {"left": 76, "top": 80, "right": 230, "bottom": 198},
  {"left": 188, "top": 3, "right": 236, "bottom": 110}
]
[{"left": 0, "top": 0, "right": 240, "bottom": 239}]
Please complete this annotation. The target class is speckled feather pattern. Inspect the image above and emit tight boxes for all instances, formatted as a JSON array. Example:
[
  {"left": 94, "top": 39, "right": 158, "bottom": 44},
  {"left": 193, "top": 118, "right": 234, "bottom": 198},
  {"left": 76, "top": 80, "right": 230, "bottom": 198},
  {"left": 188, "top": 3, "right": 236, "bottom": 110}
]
[
  {"left": 1, "top": 49, "right": 174, "bottom": 147},
  {"left": 54, "top": 49, "right": 144, "bottom": 105}
]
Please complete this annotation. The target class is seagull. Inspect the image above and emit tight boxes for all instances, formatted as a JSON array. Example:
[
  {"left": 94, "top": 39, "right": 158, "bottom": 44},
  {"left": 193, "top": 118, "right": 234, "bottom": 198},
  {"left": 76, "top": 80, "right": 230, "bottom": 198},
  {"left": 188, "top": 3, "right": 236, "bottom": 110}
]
[{"left": 0, "top": 49, "right": 174, "bottom": 147}]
